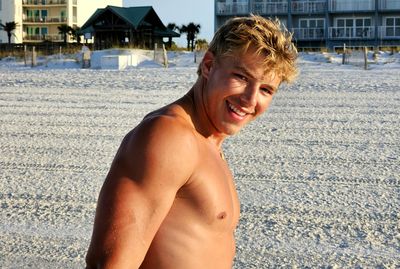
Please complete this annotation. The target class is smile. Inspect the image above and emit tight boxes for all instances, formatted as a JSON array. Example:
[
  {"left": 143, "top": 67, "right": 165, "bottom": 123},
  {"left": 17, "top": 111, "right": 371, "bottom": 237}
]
[{"left": 227, "top": 102, "right": 247, "bottom": 117}]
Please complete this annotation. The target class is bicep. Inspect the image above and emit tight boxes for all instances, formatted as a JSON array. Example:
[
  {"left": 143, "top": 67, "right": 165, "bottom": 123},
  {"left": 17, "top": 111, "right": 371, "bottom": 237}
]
[{"left": 86, "top": 118, "right": 196, "bottom": 267}]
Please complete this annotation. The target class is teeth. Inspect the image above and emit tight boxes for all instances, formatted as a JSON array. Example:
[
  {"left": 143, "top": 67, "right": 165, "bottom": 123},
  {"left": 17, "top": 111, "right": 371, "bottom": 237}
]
[{"left": 228, "top": 103, "right": 246, "bottom": 117}]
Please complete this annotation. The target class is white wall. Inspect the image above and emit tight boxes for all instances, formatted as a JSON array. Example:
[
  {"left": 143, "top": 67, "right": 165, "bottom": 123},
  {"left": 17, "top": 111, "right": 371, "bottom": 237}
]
[{"left": 0, "top": 0, "right": 23, "bottom": 43}]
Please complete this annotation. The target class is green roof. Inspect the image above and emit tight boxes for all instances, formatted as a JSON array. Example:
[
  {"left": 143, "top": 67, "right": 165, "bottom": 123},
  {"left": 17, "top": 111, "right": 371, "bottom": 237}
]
[
  {"left": 81, "top": 5, "right": 168, "bottom": 32},
  {"left": 107, "top": 6, "right": 154, "bottom": 29}
]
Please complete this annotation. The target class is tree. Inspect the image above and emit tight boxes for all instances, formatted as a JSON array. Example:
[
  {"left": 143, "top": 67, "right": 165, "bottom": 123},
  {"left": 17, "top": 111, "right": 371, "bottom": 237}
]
[
  {"left": 0, "top": 21, "right": 18, "bottom": 44},
  {"left": 71, "top": 26, "right": 81, "bottom": 44},
  {"left": 166, "top": 23, "right": 178, "bottom": 49},
  {"left": 58, "top": 24, "right": 73, "bottom": 44},
  {"left": 180, "top": 22, "right": 201, "bottom": 51},
  {"left": 196, "top": 39, "right": 209, "bottom": 51}
]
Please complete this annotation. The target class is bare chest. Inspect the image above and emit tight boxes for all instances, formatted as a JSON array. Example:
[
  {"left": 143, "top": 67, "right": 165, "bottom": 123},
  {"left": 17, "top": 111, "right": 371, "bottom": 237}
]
[{"left": 173, "top": 147, "right": 240, "bottom": 230}]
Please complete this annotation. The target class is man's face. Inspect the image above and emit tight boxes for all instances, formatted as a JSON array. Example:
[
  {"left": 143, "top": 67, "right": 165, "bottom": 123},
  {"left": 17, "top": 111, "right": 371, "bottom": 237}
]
[{"left": 201, "top": 50, "right": 281, "bottom": 136}]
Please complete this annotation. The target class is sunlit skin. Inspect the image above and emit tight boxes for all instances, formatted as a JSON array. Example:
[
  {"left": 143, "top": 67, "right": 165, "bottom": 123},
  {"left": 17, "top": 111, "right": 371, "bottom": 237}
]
[{"left": 85, "top": 48, "right": 282, "bottom": 269}]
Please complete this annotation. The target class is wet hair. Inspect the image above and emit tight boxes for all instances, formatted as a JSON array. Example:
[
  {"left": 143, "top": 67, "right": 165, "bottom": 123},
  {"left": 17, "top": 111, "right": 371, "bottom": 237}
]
[{"left": 199, "top": 15, "right": 298, "bottom": 84}]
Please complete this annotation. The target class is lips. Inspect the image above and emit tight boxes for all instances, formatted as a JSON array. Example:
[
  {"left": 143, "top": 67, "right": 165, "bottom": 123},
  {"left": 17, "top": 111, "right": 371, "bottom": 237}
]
[{"left": 227, "top": 102, "right": 247, "bottom": 117}]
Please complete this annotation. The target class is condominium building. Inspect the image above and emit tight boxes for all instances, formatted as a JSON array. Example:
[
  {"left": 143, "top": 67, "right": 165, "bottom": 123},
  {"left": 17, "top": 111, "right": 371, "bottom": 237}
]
[
  {"left": 0, "top": 0, "right": 122, "bottom": 43},
  {"left": 215, "top": 0, "right": 400, "bottom": 50}
]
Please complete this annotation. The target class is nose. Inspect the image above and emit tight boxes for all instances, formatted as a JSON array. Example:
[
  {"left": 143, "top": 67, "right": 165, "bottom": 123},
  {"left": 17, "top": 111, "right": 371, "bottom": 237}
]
[{"left": 240, "top": 84, "right": 258, "bottom": 108}]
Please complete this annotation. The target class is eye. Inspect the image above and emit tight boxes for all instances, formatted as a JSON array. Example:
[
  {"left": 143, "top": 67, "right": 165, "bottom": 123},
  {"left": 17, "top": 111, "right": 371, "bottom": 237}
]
[
  {"left": 260, "top": 87, "right": 273, "bottom": 95},
  {"left": 234, "top": 73, "right": 248, "bottom": 82}
]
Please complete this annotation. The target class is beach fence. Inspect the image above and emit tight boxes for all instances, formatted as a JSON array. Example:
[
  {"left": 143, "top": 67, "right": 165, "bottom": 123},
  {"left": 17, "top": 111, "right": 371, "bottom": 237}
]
[
  {"left": 342, "top": 44, "right": 369, "bottom": 70},
  {"left": 22, "top": 45, "right": 39, "bottom": 67}
]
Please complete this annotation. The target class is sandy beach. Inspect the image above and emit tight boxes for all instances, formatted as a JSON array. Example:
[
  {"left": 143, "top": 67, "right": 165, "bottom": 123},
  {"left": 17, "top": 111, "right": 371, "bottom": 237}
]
[{"left": 0, "top": 51, "right": 399, "bottom": 268}]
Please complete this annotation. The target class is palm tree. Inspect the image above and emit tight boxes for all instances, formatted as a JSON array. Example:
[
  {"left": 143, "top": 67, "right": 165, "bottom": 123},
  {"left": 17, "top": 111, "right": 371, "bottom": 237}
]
[
  {"left": 71, "top": 26, "right": 81, "bottom": 44},
  {"left": 180, "top": 23, "right": 201, "bottom": 51},
  {"left": 0, "top": 21, "right": 18, "bottom": 44},
  {"left": 58, "top": 24, "right": 73, "bottom": 44},
  {"left": 166, "top": 23, "right": 178, "bottom": 48}
]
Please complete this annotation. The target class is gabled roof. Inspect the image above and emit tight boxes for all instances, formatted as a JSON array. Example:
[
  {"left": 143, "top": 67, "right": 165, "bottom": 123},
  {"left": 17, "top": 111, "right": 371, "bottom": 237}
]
[{"left": 80, "top": 5, "right": 166, "bottom": 31}]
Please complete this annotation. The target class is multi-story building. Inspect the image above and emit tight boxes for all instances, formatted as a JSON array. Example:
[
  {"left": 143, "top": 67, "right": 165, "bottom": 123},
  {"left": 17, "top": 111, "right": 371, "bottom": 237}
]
[
  {"left": 215, "top": 0, "right": 400, "bottom": 50},
  {"left": 0, "top": 0, "right": 122, "bottom": 43}
]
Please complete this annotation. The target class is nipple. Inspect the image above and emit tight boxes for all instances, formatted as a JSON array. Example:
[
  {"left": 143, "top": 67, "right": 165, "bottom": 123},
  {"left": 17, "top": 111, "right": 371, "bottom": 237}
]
[{"left": 217, "top": 211, "right": 227, "bottom": 220}]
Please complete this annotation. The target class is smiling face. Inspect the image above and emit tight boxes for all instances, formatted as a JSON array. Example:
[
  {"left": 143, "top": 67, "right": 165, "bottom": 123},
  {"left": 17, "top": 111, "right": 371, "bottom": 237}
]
[{"left": 200, "top": 49, "right": 282, "bottom": 137}]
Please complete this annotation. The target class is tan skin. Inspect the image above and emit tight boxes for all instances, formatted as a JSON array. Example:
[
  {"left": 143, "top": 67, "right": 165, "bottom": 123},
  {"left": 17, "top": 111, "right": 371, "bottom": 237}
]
[{"left": 85, "top": 48, "right": 282, "bottom": 269}]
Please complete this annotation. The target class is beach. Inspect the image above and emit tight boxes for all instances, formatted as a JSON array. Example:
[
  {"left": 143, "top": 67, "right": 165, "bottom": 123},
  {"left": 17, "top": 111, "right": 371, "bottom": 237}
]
[{"left": 0, "top": 51, "right": 399, "bottom": 268}]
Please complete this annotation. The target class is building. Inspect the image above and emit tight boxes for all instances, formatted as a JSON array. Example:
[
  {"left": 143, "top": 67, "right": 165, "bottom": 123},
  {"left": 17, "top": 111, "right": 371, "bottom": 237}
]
[
  {"left": 79, "top": 6, "right": 180, "bottom": 50},
  {"left": 214, "top": 0, "right": 400, "bottom": 50},
  {"left": 0, "top": 0, "right": 122, "bottom": 44}
]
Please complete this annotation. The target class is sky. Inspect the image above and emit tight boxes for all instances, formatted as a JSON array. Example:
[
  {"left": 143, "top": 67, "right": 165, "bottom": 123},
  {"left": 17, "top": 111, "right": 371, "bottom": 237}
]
[{"left": 123, "top": 0, "right": 214, "bottom": 47}]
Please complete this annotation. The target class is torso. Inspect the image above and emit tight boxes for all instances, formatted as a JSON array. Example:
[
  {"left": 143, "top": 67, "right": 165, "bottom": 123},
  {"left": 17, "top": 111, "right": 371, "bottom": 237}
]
[{"left": 139, "top": 101, "right": 240, "bottom": 269}]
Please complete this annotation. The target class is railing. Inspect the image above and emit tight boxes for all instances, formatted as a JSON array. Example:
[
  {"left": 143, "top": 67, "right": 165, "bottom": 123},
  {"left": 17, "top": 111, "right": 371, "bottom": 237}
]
[
  {"left": 252, "top": 1, "right": 288, "bottom": 14},
  {"left": 291, "top": 1, "right": 326, "bottom": 13},
  {"left": 329, "top": 26, "right": 375, "bottom": 39},
  {"left": 329, "top": 0, "right": 374, "bottom": 11},
  {"left": 216, "top": 2, "right": 249, "bottom": 15},
  {"left": 379, "top": 0, "right": 400, "bottom": 10},
  {"left": 23, "top": 16, "right": 67, "bottom": 23},
  {"left": 22, "top": 0, "right": 67, "bottom": 5},
  {"left": 292, "top": 28, "right": 325, "bottom": 40},
  {"left": 378, "top": 26, "right": 400, "bottom": 39},
  {"left": 23, "top": 34, "right": 63, "bottom": 41}
]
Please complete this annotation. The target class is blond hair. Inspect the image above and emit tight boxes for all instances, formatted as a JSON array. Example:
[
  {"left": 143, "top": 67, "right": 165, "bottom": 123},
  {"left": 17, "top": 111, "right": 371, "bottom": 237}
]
[{"left": 200, "top": 15, "right": 298, "bottom": 83}]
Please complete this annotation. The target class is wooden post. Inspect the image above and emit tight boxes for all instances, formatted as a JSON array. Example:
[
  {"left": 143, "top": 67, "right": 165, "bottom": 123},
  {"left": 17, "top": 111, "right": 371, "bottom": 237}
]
[
  {"left": 363, "top": 46, "right": 368, "bottom": 70},
  {"left": 59, "top": 46, "right": 62, "bottom": 59},
  {"left": 24, "top": 45, "right": 27, "bottom": 67},
  {"left": 31, "top": 46, "right": 37, "bottom": 67},
  {"left": 162, "top": 44, "right": 168, "bottom": 68},
  {"left": 342, "top": 43, "right": 346, "bottom": 65}
]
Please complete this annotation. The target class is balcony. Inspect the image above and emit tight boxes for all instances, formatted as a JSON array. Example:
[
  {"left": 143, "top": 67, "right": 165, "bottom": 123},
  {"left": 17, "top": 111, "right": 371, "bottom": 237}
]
[
  {"left": 329, "top": 26, "right": 375, "bottom": 39},
  {"left": 22, "top": 0, "right": 67, "bottom": 6},
  {"left": 291, "top": 1, "right": 326, "bottom": 13},
  {"left": 292, "top": 27, "right": 325, "bottom": 40},
  {"left": 379, "top": 0, "right": 400, "bottom": 10},
  {"left": 329, "top": 0, "right": 374, "bottom": 12},
  {"left": 379, "top": 26, "right": 400, "bottom": 39},
  {"left": 23, "top": 34, "right": 63, "bottom": 42},
  {"left": 23, "top": 16, "right": 67, "bottom": 23},
  {"left": 252, "top": 1, "right": 288, "bottom": 14},
  {"left": 216, "top": 2, "right": 249, "bottom": 15}
]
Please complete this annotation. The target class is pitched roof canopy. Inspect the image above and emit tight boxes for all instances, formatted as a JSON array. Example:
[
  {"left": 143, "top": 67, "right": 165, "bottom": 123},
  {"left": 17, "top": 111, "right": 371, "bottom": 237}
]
[{"left": 80, "top": 5, "right": 180, "bottom": 37}]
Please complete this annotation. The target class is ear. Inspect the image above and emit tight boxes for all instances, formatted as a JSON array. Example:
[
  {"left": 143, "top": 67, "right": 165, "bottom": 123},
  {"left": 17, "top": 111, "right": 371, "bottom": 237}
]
[{"left": 200, "top": 51, "right": 215, "bottom": 79}]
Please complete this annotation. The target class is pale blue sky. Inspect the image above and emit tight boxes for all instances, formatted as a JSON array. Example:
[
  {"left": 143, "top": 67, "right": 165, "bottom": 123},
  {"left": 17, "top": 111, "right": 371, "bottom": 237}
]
[{"left": 123, "top": 0, "right": 214, "bottom": 47}]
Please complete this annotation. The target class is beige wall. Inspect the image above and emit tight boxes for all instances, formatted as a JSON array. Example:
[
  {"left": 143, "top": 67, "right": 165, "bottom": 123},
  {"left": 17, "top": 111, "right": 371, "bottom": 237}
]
[{"left": 0, "top": 0, "right": 122, "bottom": 43}]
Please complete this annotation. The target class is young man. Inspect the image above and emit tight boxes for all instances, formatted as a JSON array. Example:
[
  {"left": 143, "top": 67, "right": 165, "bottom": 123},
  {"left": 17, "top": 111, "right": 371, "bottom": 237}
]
[{"left": 86, "top": 15, "right": 298, "bottom": 268}]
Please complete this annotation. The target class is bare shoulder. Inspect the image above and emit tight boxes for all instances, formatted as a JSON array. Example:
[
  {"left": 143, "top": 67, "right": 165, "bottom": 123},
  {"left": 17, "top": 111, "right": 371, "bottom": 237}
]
[
  {"left": 85, "top": 111, "right": 200, "bottom": 268},
  {"left": 113, "top": 109, "right": 200, "bottom": 187}
]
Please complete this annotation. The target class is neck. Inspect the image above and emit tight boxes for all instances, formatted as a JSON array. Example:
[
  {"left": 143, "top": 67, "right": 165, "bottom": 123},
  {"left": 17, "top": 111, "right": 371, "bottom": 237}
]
[{"left": 181, "top": 78, "right": 227, "bottom": 149}]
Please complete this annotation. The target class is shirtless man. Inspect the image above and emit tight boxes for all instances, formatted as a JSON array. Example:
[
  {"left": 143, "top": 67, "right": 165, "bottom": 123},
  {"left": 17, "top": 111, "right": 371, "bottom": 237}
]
[{"left": 85, "top": 15, "right": 298, "bottom": 268}]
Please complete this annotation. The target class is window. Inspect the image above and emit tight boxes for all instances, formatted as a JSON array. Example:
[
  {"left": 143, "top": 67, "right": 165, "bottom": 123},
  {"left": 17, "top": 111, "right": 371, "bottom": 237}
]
[
  {"left": 299, "top": 18, "right": 325, "bottom": 38},
  {"left": 61, "top": 10, "right": 66, "bottom": 22},
  {"left": 385, "top": 17, "right": 400, "bottom": 37},
  {"left": 41, "top": 10, "right": 48, "bottom": 21},
  {"left": 335, "top": 17, "right": 372, "bottom": 38}
]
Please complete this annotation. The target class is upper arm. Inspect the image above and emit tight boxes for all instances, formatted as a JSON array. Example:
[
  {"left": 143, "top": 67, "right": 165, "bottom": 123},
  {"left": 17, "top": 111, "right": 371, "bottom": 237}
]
[{"left": 86, "top": 116, "right": 197, "bottom": 268}]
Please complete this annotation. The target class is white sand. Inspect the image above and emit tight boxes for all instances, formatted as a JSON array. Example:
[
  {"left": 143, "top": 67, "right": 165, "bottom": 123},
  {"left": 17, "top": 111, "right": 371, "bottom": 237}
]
[{"left": 0, "top": 51, "right": 399, "bottom": 268}]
